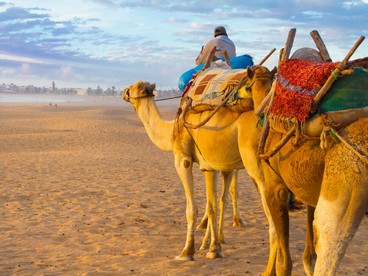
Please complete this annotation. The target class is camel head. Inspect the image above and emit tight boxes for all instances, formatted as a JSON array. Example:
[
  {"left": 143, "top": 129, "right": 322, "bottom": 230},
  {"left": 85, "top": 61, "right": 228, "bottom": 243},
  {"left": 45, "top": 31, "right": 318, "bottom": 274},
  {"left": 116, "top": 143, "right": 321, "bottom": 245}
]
[
  {"left": 122, "top": 81, "right": 156, "bottom": 103},
  {"left": 244, "top": 65, "right": 277, "bottom": 108}
]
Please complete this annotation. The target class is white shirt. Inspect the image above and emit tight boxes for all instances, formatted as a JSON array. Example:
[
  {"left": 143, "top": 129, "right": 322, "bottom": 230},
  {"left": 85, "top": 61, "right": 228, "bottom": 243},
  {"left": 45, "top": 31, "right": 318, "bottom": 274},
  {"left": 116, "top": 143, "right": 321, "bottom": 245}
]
[{"left": 195, "top": 35, "right": 236, "bottom": 65}]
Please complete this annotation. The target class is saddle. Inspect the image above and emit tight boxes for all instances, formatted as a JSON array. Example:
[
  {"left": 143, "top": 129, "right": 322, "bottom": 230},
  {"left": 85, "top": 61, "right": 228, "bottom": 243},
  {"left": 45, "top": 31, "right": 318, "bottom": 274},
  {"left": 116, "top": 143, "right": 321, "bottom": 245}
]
[
  {"left": 183, "top": 67, "right": 253, "bottom": 113},
  {"left": 259, "top": 57, "right": 368, "bottom": 159},
  {"left": 268, "top": 58, "right": 368, "bottom": 137}
]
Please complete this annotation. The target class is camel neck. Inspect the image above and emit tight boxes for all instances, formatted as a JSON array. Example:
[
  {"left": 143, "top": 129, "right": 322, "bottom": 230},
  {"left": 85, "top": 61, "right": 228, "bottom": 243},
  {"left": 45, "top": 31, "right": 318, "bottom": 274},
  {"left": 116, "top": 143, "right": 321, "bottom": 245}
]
[{"left": 135, "top": 98, "right": 174, "bottom": 152}]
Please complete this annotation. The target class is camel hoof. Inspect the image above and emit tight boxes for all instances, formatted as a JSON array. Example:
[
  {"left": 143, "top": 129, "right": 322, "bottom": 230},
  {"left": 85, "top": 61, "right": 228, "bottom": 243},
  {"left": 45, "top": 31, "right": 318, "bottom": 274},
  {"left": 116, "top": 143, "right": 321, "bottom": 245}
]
[
  {"left": 206, "top": 251, "right": 225, "bottom": 259},
  {"left": 232, "top": 218, "right": 246, "bottom": 227},
  {"left": 175, "top": 254, "right": 195, "bottom": 261}
]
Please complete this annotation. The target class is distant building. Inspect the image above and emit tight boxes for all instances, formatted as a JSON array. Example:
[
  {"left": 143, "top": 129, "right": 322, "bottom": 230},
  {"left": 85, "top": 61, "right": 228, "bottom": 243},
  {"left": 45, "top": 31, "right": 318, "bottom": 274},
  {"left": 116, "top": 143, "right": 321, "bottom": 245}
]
[
  {"left": 75, "top": 88, "right": 87, "bottom": 96},
  {"left": 52, "top": 81, "right": 55, "bottom": 92}
]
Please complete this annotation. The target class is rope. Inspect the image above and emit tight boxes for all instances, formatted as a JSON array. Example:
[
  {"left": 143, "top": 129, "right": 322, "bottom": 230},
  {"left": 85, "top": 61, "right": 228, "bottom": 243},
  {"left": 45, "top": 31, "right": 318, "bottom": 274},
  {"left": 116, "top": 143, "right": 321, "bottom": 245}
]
[
  {"left": 182, "top": 86, "right": 238, "bottom": 129},
  {"left": 155, "top": 95, "right": 182, "bottom": 102},
  {"left": 330, "top": 128, "right": 368, "bottom": 165}
]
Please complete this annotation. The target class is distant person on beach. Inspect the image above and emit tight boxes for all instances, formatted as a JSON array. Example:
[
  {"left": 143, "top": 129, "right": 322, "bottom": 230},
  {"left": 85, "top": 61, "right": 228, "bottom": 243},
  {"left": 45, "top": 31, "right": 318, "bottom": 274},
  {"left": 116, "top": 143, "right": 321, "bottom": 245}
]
[{"left": 195, "top": 26, "right": 236, "bottom": 65}]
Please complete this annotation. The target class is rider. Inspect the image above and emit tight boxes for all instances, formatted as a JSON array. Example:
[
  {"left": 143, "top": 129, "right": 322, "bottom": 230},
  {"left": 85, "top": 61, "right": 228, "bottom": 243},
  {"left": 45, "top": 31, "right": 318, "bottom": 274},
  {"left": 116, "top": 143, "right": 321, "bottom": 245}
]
[{"left": 195, "top": 26, "right": 236, "bottom": 65}]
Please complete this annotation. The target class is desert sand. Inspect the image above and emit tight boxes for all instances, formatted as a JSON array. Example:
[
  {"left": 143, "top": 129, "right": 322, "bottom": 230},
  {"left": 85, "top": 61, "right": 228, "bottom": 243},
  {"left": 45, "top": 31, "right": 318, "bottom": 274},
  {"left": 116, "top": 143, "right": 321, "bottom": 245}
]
[{"left": 0, "top": 95, "right": 367, "bottom": 275}]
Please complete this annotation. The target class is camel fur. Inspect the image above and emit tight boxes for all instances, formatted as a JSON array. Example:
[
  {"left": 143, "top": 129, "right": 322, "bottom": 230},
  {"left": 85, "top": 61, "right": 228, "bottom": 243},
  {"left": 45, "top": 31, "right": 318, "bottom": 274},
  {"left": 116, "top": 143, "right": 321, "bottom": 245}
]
[
  {"left": 262, "top": 116, "right": 368, "bottom": 275},
  {"left": 258, "top": 47, "right": 368, "bottom": 275}
]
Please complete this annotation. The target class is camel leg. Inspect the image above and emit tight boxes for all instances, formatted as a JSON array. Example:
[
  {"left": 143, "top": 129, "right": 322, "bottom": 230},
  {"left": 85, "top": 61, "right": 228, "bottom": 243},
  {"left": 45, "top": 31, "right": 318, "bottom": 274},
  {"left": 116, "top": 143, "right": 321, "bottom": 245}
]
[
  {"left": 313, "top": 155, "right": 368, "bottom": 275},
  {"left": 313, "top": 191, "right": 367, "bottom": 275},
  {"left": 174, "top": 155, "right": 197, "bottom": 261},
  {"left": 199, "top": 171, "right": 218, "bottom": 251},
  {"left": 218, "top": 170, "right": 233, "bottom": 244},
  {"left": 303, "top": 205, "right": 316, "bottom": 276},
  {"left": 197, "top": 210, "right": 209, "bottom": 230},
  {"left": 252, "top": 179, "right": 279, "bottom": 276},
  {"left": 197, "top": 172, "right": 220, "bottom": 232},
  {"left": 229, "top": 170, "right": 246, "bottom": 227},
  {"left": 258, "top": 182, "right": 277, "bottom": 276},
  {"left": 239, "top": 143, "right": 278, "bottom": 275},
  {"left": 265, "top": 181, "right": 292, "bottom": 276},
  {"left": 199, "top": 220, "right": 211, "bottom": 250},
  {"left": 200, "top": 170, "right": 239, "bottom": 248},
  {"left": 203, "top": 170, "right": 224, "bottom": 259}
]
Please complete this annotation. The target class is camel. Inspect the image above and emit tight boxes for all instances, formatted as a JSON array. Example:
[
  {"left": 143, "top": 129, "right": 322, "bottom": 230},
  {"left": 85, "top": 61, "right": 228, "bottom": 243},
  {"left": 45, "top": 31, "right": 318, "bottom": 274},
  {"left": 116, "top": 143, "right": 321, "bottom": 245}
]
[
  {"left": 122, "top": 66, "right": 278, "bottom": 272},
  {"left": 257, "top": 43, "right": 368, "bottom": 274},
  {"left": 261, "top": 116, "right": 368, "bottom": 275}
]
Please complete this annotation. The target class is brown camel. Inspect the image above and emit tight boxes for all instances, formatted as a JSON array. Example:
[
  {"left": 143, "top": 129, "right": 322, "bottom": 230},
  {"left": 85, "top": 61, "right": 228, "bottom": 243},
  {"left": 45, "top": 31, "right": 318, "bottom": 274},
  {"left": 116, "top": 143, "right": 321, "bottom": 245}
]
[
  {"left": 259, "top": 47, "right": 368, "bottom": 275},
  {"left": 261, "top": 117, "right": 368, "bottom": 275}
]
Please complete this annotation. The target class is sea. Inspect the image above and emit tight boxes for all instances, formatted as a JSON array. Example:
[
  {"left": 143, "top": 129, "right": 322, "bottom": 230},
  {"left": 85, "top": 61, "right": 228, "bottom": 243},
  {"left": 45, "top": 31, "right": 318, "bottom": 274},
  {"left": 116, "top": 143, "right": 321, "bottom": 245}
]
[{"left": 0, "top": 93, "right": 86, "bottom": 103}]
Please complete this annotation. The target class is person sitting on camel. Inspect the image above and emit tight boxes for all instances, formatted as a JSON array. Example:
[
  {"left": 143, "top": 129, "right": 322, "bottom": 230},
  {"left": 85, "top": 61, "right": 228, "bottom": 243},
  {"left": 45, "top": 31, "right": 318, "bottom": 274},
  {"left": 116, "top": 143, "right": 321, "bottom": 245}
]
[{"left": 195, "top": 26, "right": 236, "bottom": 65}]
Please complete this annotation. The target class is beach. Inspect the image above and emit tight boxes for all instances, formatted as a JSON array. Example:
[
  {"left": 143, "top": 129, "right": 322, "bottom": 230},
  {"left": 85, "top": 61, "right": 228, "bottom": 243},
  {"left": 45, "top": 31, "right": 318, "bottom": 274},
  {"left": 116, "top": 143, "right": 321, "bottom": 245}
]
[{"left": 0, "top": 95, "right": 367, "bottom": 275}]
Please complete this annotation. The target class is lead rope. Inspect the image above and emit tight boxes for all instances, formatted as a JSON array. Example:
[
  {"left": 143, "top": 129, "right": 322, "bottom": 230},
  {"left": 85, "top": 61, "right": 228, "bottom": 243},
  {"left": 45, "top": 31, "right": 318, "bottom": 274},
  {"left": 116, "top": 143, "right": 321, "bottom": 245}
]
[{"left": 174, "top": 103, "right": 210, "bottom": 166}]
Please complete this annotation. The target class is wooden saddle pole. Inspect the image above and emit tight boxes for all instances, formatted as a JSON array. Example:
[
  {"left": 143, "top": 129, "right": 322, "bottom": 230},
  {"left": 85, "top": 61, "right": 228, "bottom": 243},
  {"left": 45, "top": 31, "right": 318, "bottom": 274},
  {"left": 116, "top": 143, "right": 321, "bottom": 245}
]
[
  {"left": 312, "top": 36, "right": 365, "bottom": 109},
  {"left": 258, "top": 28, "right": 296, "bottom": 157},
  {"left": 310, "top": 30, "right": 332, "bottom": 62}
]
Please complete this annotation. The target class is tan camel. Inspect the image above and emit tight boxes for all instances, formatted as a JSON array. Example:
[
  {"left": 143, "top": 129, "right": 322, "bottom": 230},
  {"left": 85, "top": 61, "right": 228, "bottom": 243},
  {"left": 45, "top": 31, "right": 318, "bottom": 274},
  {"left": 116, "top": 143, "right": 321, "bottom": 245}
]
[{"left": 122, "top": 66, "right": 277, "bottom": 272}]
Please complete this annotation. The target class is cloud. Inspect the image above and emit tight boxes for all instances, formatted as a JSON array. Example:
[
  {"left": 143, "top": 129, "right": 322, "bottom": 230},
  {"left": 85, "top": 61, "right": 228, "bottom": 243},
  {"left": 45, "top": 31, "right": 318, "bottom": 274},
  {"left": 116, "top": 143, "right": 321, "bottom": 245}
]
[
  {"left": 164, "top": 16, "right": 187, "bottom": 24},
  {"left": 0, "top": 1, "right": 366, "bottom": 90},
  {"left": 0, "top": 6, "right": 48, "bottom": 21}
]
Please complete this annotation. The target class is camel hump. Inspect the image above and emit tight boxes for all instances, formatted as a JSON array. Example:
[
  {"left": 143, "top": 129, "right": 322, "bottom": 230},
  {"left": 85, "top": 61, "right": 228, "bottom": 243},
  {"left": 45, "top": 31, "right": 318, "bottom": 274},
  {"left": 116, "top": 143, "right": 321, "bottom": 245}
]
[{"left": 291, "top": 47, "right": 323, "bottom": 61}]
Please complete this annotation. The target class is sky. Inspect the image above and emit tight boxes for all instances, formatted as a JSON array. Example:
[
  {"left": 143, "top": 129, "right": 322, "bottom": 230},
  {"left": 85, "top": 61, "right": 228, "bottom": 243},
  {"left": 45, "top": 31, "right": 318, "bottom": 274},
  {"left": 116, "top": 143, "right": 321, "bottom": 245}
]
[{"left": 0, "top": 1, "right": 367, "bottom": 90}]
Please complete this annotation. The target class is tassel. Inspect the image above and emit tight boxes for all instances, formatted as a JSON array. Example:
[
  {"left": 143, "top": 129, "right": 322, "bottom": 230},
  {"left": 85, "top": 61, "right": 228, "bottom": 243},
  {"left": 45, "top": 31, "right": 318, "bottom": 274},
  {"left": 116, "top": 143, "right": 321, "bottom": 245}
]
[{"left": 320, "top": 125, "right": 330, "bottom": 149}]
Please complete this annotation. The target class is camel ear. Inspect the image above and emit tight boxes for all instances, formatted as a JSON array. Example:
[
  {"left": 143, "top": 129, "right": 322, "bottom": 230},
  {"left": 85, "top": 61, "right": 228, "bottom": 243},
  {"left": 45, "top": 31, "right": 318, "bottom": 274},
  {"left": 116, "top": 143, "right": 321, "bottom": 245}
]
[
  {"left": 149, "top": 83, "right": 156, "bottom": 92},
  {"left": 247, "top": 66, "right": 254, "bottom": 79},
  {"left": 137, "top": 81, "right": 145, "bottom": 90}
]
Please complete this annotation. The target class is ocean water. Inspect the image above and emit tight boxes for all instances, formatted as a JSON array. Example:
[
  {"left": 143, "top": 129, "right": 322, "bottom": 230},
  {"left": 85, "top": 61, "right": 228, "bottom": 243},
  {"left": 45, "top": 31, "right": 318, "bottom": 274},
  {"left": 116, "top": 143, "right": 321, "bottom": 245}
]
[{"left": 0, "top": 93, "right": 85, "bottom": 103}]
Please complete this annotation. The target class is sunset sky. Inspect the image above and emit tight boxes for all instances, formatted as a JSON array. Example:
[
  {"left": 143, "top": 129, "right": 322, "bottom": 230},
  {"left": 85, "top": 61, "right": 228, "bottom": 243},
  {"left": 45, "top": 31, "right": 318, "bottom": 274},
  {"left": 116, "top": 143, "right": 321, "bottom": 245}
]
[{"left": 0, "top": 0, "right": 367, "bottom": 90}]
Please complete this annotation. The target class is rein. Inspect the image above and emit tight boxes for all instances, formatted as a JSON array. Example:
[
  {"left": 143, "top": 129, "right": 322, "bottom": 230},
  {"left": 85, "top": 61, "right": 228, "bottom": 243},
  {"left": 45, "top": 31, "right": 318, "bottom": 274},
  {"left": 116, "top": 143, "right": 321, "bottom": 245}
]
[
  {"left": 155, "top": 95, "right": 182, "bottom": 102},
  {"left": 128, "top": 94, "right": 154, "bottom": 100},
  {"left": 124, "top": 87, "right": 155, "bottom": 101},
  {"left": 126, "top": 89, "right": 181, "bottom": 102}
]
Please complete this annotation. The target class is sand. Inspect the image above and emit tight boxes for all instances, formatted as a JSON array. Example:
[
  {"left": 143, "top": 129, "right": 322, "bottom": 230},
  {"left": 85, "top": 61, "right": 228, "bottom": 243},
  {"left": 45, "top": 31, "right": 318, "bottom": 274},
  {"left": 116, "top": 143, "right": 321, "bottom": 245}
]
[{"left": 0, "top": 96, "right": 367, "bottom": 275}]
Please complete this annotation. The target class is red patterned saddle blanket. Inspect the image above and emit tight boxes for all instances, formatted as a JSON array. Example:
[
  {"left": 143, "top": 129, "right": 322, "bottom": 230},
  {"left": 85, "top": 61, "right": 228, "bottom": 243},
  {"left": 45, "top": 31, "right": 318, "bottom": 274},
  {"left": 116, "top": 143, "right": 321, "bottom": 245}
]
[{"left": 270, "top": 59, "right": 337, "bottom": 121}]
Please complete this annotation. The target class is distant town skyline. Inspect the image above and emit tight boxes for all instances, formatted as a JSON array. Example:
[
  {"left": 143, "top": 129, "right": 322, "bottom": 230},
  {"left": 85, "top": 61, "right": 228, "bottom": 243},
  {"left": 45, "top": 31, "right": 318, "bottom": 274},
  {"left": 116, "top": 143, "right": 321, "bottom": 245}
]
[
  {"left": 0, "top": 1, "right": 367, "bottom": 90},
  {"left": 0, "top": 80, "right": 180, "bottom": 98}
]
